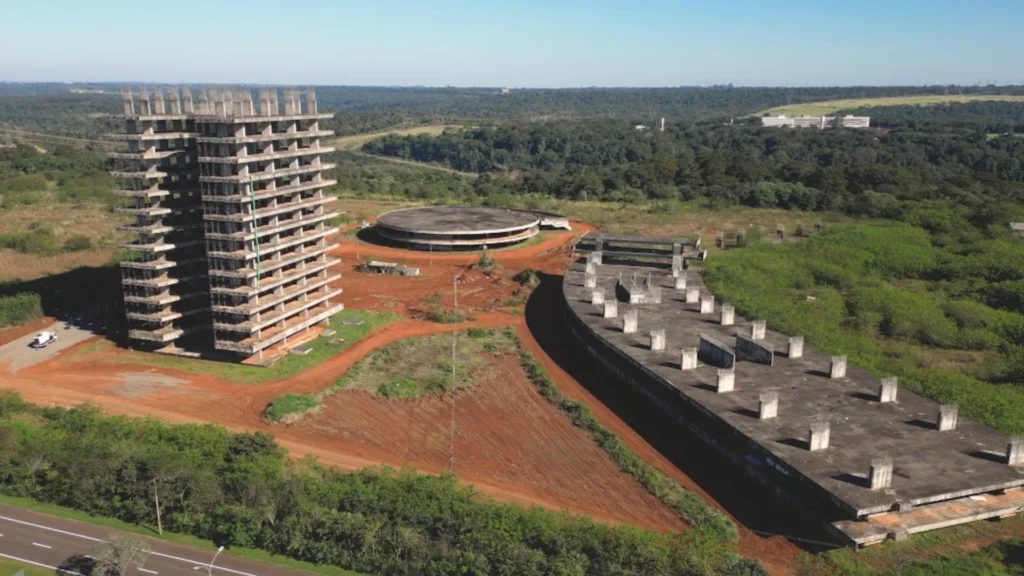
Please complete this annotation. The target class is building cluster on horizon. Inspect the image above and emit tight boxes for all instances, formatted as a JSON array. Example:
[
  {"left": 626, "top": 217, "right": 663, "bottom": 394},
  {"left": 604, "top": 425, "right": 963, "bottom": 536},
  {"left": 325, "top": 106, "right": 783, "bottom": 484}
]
[
  {"left": 761, "top": 114, "right": 871, "bottom": 129},
  {"left": 110, "top": 86, "right": 342, "bottom": 362}
]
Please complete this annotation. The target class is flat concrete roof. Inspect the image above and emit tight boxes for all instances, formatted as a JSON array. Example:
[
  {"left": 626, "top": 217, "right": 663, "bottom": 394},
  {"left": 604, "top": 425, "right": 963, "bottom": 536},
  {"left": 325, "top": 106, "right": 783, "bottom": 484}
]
[
  {"left": 376, "top": 206, "right": 539, "bottom": 235},
  {"left": 564, "top": 261, "right": 1024, "bottom": 518}
]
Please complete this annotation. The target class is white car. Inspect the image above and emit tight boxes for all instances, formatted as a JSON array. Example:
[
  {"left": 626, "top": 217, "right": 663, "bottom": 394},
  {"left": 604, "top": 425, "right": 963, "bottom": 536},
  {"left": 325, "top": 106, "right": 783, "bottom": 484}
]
[{"left": 30, "top": 331, "right": 57, "bottom": 349}]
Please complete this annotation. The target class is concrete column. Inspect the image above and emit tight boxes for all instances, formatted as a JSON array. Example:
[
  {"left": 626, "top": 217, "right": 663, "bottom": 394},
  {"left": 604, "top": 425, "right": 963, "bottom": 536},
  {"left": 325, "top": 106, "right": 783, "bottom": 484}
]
[
  {"left": 809, "top": 420, "right": 831, "bottom": 451},
  {"left": 830, "top": 355, "right": 847, "bottom": 379},
  {"left": 751, "top": 320, "right": 766, "bottom": 340},
  {"left": 623, "top": 309, "right": 638, "bottom": 334},
  {"left": 879, "top": 377, "right": 898, "bottom": 403},
  {"left": 650, "top": 286, "right": 662, "bottom": 304},
  {"left": 585, "top": 260, "right": 597, "bottom": 275},
  {"left": 699, "top": 250, "right": 707, "bottom": 261},
  {"left": 716, "top": 369, "right": 735, "bottom": 393},
  {"left": 590, "top": 251, "right": 603, "bottom": 265},
  {"left": 700, "top": 294, "right": 715, "bottom": 314},
  {"left": 1008, "top": 437, "right": 1024, "bottom": 466},
  {"left": 585, "top": 273, "right": 596, "bottom": 289},
  {"left": 759, "top": 392, "right": 778, "bottom": 420},
  {"left": 603, "top": 300, "right": 618, "bottom": 319},
  {"left": 681, "top": 347, "right": 698, "bottom": 370},
  {"left": 595, "top": 237, "right": 604, "bottom": 252},
  {"left": 716, "top": 231, "right": 725, "bottom": 248},
  {"left": 937, "top": 404, "right": 958, "bottom": 431},
  {"left": 788, "top": 336, "right": 804, "bottom": 358},
  {"left": 650, "top": 329, "right": 666, "bottom": 351},
  {"left": 672, "top": 242, "right": 681, "bottom": 256},
  {"left": 674, "top": 275, "right": 687, "bottom": 290},
  {"left": 591, "top": 288, "right": 605, "bottom": 306},
  {"left": 721, "top": 304, "right": 735, "bottom": 326},
  {"left": 685, "top": 285, "right": 700, "bottom": 304},
  {"left": 672, "top": 255, "right": 683, "bottom": 274},
  {"left": 870, "top": 457, "right": 893, "bottom": 490}
]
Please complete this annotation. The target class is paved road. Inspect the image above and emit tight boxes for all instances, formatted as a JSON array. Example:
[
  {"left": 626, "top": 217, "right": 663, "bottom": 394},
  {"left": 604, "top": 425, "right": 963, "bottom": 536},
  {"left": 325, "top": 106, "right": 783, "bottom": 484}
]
[
  {"left": 0, "top": 504, "right": 314, "bottom": 575},
  {"left": 0, "top": 322, "right": 95, "bottom": 372}
]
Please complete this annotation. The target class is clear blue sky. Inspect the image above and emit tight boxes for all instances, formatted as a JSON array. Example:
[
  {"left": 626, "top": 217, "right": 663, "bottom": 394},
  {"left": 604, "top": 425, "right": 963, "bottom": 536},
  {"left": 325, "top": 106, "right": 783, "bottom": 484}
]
[{"left": 1, "top": 0, "right": 1021, "bottom": 87}]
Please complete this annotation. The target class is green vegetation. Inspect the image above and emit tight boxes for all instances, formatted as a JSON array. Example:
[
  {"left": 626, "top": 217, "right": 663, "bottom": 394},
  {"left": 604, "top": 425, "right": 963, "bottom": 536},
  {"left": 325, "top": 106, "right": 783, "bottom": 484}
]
[
  {"left": 265, "top": 394, "right": 321, "bottom": 422},
  {"left": 424, "top": 291, "right": 465, "bottom": 324},
  {"left": 836, "top": 100, "right": 1024, "bottom": 132},
  {"left": 757, "top": 94, "right": 1024, "bottom": 117},
  {"left": 331, "top": 328, "right": 516, "bottom": 399},
  {"left": 0, "top": 291, "right": 43, "bottom": 327},
  {"left": 0, "top": 390, "right": 755, "bottom": 576},
  {"left": 100, "top": 309, "right": 397, "bottom": 385},
  {"left": 0, "top": 144, "right": 116, "bottom": 209},
  {"left": 515, "top": 344, "right": 739, "bottom": 545},
  {"left": 705, "top": 223, "right": 1024, "bottom": 434}
]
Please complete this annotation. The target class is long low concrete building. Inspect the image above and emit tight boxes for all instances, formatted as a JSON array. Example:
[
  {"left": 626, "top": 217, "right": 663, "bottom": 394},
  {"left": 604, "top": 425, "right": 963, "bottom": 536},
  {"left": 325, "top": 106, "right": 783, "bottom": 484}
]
[{"left": 562, "top": 251, "right": 1024, "bottom": 546}]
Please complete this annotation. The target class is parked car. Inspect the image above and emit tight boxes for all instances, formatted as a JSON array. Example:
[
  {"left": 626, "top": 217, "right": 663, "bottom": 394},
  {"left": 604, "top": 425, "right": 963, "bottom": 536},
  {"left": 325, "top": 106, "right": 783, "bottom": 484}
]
[{"left": 30, "top": 331, "right": 57, "bottom": 349}]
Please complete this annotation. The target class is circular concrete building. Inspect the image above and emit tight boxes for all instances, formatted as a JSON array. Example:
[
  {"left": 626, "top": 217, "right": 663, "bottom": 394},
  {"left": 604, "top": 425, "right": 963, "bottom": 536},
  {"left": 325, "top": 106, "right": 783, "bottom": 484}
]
[{"left": 375, "top": 206, "right": 540, "bottom": 251}]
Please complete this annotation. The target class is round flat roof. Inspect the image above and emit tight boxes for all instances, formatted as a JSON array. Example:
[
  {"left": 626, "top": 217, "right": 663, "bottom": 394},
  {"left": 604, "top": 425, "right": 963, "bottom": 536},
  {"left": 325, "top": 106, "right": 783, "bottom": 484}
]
[{"left": 376, "top": 206, "right": 539, "bottom": 235}]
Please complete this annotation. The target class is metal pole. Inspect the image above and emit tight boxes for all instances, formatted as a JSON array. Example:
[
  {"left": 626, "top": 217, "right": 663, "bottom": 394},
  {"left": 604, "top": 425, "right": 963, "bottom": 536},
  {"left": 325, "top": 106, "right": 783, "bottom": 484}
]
[
  {"left": 207, "top": 546, "right": 224, "bottom": 576},
  {"left": 449, "top": 274, "right": 457, "bottom": 473}
]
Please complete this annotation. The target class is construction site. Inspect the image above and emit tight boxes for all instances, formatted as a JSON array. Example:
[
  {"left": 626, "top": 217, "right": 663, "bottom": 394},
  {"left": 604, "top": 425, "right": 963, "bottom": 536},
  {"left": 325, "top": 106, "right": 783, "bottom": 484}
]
[
  {"left": 110, "top": 86, "right": 342, "bottom": 361},
  {"left": 563, "top": 234, "right": 1024, "bottom": 546}
]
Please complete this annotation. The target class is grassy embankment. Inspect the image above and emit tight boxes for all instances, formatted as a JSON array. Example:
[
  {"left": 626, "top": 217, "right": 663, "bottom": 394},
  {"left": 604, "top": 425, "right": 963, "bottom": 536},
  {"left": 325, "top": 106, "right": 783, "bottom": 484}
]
[{"left": 758, "top": 94, "right": 1024, "bottom": 117}]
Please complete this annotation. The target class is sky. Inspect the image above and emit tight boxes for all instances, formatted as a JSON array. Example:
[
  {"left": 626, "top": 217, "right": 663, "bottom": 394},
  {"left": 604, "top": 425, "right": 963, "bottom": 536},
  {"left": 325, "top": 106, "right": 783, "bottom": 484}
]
[{"left": 1, "top": 0, "right": 1021, "bottom": 87}]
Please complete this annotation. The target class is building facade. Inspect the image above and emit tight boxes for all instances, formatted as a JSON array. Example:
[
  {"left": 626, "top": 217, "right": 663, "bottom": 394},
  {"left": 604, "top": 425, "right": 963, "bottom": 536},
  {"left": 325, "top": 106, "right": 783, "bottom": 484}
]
[{"left": 761, "top": 114, "right": 870, "bottom": 129}]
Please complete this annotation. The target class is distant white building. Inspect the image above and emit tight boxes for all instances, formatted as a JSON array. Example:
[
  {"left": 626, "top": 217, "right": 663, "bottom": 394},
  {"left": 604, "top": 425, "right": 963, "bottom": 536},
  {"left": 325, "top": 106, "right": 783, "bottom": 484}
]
[{"left": 761, "top": 114, "right": 870, "bottom": 129}]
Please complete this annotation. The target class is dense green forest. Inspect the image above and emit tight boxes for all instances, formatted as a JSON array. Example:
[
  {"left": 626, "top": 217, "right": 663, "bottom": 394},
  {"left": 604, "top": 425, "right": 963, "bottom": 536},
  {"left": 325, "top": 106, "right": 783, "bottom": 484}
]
[
  {"left": 361, "top": 120, "right": 1024, "bottom": 219},
  {"left": 837, "top": 101, "right": 1024, "bottom": 132},
  {"left": 0, "top": 392, "right": 763, "bottom": 576},
  {"left": 0, "top": 144, "right": 114, "bottom": 209}
]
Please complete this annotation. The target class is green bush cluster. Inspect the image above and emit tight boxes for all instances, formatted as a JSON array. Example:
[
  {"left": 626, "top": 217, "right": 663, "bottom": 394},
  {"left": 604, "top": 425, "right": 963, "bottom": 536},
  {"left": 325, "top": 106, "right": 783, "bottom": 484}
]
[
  {"left": 265, "top": 394, "right": 321, "bottom": 422},
  {"left": 0, "top": 392, "right": 754, "bottom": 576},
  {"left": 0, "top": 291, "right": 43, "bottom": 327},
  {"left": 704, "top": 223, "right": 1024, "bottom": 434}
]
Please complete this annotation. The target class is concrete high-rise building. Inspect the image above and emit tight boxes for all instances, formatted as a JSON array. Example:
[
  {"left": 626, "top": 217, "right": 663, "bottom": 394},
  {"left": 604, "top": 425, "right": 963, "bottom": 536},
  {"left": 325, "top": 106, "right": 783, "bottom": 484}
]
[{"left": 111, "top": 86, "right": 343, "bottom": 361}]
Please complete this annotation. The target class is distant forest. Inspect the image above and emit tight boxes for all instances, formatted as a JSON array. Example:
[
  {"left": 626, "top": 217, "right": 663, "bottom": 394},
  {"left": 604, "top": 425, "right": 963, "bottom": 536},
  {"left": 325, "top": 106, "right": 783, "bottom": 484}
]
[{"left": 4, "top": 82, "right": 1024, "bottom": 139}]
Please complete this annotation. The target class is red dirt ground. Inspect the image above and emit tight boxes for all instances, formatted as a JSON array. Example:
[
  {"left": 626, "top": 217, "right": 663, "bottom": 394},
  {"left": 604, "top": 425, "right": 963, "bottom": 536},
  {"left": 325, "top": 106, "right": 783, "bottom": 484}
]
[
  {"left": 0, "top": 316, "right": 55, "bottom": 347},
  {"left": 0, "top": 223, "right": 800, "bottom": 573}
]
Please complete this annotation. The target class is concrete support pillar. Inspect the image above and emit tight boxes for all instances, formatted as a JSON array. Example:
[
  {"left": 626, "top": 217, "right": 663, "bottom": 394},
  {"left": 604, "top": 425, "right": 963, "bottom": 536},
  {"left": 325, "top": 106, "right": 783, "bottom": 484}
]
[
  {"left": 937, "top": 404, "right": 958, "bottom": 431},
  {"left": 650, "top": 329, "right": 666, "bottom": 351},
  {"left": 674, "top": 275, "right": 687, "bottom": 290},
  {"left": 788, "top": 336, "right": 804, "bottom": 358},
  {"left": 700, "top": 294, "right": 715, "bottom": 314},
  {"left": 830, "top": 355, "right": 847, "bottom": 379},
  {"left": 759, "top": 392, "right": 778, "bottom": 420},
  {"left": 716, "top": 231, "right": 725, "bottom": 248},
  {"left": 721, "top": 304, "right": 735, "bottom": 326},
  {"left": 685, "top": 285, "right": 700, "bottom": 304},
  {"left": 650, "top": 286, "right": 662, "bottom": 304},
  {"left": 603, "top": 300, "right": 618, "bottom": 319},
  {"left": 750, "top": 320, "right": 766, "bottom": 340},
  {"left": 591, "top": 288, "right": 605, "bottom": 306},
  {"left": 809, "top": 420, "right": 831, "bottom": 451},
  {"left": 585, "top": 261, "right": 597, "bottom": 275},
  {"left": 672, "top": 255, "right": 683, "bottom": 274},
  {"left": 716, "top": 369, "right": 735, "bottom": 393},
  {"left": 879, "top": 377, "right": 898, "bottom": 403},
  {"left": 672, "top": 242, "right": 682, "bottom": 256},
  {"left": 1008, "top": 437, "right": 1024, "bottom": 466},
  {"left": 622, "top": 309, "right": 638, "bottom": 334},
  {"left": 584, "top": 273, "right": 596, "bottom": 289},
  {"left": 870, "top": 457, "right": 893, "bottom": 490},
  {"left": 590, "top": 251, "right": 603, "bottom": 265},
  {"left": 681, "top": 347, "right": 698, "bottom": 370}
]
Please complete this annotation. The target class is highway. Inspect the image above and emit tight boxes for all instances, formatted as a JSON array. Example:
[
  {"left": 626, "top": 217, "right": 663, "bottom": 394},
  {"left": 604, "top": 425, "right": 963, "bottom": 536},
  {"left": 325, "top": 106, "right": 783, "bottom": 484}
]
[{"left": 0, "top": 504, "right": 313, "bottom": 575}]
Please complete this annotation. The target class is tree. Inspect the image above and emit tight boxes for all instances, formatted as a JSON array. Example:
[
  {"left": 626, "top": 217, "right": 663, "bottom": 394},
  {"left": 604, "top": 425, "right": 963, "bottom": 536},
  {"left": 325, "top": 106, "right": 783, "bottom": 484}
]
[{"left": 91, "top": 535, "right": 151, "bottom": 576}]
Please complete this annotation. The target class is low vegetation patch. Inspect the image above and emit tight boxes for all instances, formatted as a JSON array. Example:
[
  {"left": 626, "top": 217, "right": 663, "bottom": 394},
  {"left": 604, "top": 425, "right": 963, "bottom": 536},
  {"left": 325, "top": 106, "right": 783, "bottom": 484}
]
[
  {"left": 265, "top": 394, "right": 321, "bottom": 422},
  {"left": 0, "top": 291, "right": 43, "bottom": 328},
  {"left": 424, "top": 291, "right": 465, "bottom": 324}
]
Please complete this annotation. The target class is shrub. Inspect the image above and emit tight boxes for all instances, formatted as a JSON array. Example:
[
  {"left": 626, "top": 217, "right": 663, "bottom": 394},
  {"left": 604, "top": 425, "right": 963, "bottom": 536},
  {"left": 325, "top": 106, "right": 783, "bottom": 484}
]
[
  {"left": 63, "top": 234, "right": 93, "bottom": 251},
  {"left": 0, "top": 292, "right": 43, "bottom": 327},
  {"left": 264, "top": 394, "right": 320, "bottom": 422}
]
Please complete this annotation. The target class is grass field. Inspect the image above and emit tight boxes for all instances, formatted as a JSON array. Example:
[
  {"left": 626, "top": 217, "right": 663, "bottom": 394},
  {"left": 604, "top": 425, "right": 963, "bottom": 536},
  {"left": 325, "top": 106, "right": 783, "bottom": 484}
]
[
  {"left": 758, "top": 94, "right": 1024, "bottom": 117},
  {"left": 72, "top": 309, "right": 398, "bottom": 385}
]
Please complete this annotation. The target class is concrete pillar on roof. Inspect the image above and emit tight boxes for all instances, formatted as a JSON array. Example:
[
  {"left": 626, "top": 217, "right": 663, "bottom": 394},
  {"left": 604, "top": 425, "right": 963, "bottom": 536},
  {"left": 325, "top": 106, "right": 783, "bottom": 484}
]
[
  {"left": 672, "top": 255, "right": 684, "bottom": 274},
  {"left": 622, "top": 308, "right": 638, "bottom": 334},
  {"left": 685, "top": 285, "right": 700, "bottom": 304},
  {"left": 700, "top": 294, "right": 715, "bottom": 314},
  {"left": 591, "top": 288, "right": 605, "bottom": 306},
  {"left": 830, "top": 355, "right": 847, "bottom": 379},
  {"left": 590, "top": 251, "right": 603, "bottom": 265},
  {"left": 585, "top": 260, "right": 597, "bottom": 275},
  {"left": 788, "top": 336, "right": 804, "bottom": 358},
  {"left": 650, "top": 285, "right": 662, "bottom": 304},
  {"left": 650, "top": 329, "right": 666, "bottom": 351},
  {"left": 674, "top": 275, "right": 687, "bottom": 290},
  {"left": 879, "top": 377, "right": 898, "bottom": 403},
  {"left": 937, "top": 404, "right": 959, "bottom": 431},
  {"left": 1007, "top": 437, "right": 1024, "bottom": 466},
  {"left": 751, "top": 320, "right": 766, "bottom": 340},
  {"left": 716, "top": 231, "right": 725, "bottom": 248},
  {"left": 759, "top": 392, "right": 778, "bottom": 419},
  {"left": 869, "top": 457, "right": 893, "bottom": 490},
  {"left": 584, "top": 273, "right": 596, "bottom": 289},
  {"left": 721, "top": 304, "right": 735, "bottom": 326},
  {"left": 716, "top": 369, "right": 735, "bottom": 393},
  {"left": 681, "top": 347, "right": 698, "bottom": 370},
  {"left": 809, "top": 419, "right": 831, "bottom": 451},
  {"left": 604, "top": 300, "right": 618, "bottom": 319},
  {"left": 672, "top": 242, "right": 682, "bottom": 256}
]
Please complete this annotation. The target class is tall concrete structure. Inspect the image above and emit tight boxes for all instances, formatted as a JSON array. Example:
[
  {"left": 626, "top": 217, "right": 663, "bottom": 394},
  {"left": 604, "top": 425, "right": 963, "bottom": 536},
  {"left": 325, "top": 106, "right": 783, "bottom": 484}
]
[{"left": 112, "top": 86, "right": 343, "bottom": 361}]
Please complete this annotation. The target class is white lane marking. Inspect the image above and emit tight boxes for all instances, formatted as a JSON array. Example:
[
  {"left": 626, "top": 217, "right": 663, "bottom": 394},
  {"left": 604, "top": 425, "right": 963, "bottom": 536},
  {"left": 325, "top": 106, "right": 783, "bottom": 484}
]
[
  {"left": 0, "top": 550, "right": 85, "bottom": 575},
  {"left": 139, "top": 569, "right": 159, "bottom": 574},
  {"left": 32, "top": 541, "right": 52, "bottom": 549},
  {"left": 0, "top": 515, "right": 257, "bottom": 576}
]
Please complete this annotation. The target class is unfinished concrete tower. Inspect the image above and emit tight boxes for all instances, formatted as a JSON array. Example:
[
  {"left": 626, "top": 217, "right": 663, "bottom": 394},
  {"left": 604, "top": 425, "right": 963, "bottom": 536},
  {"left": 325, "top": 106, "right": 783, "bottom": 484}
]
[
  {"left": 110, "top": 87, "right": 209, "bottom": 348},
  {"left": 196, "top": 88, "right": 342, "bottom": 359}
]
